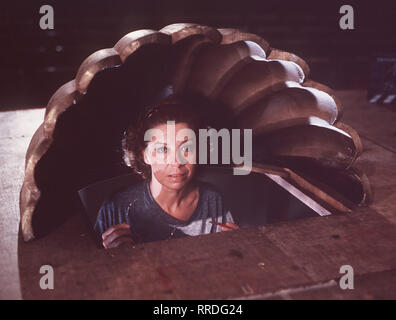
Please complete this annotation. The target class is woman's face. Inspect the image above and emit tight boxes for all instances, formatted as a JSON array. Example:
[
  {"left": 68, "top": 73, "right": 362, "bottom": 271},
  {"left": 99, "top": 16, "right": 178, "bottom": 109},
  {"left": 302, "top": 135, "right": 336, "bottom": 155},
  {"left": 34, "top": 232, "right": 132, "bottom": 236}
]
[{"left": 143, "top": 122, "right": 197, "bottom": 191}]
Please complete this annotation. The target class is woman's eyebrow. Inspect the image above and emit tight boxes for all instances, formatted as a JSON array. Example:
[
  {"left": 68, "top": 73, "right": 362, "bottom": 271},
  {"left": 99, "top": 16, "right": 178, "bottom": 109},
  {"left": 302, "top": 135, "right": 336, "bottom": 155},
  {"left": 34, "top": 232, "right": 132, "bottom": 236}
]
[
  {"left": 177, "top": 138, "right": 192, "bottom": 146},
  {"left": 151, "top": 138, "right": 191, "bottom": 147}
]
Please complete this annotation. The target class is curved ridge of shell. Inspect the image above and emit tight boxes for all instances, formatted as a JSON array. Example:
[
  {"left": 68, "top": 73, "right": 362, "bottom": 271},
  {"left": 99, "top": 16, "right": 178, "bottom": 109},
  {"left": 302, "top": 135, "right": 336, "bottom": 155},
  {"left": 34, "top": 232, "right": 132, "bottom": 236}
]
[
  {"left": 236, "top": 82, "right": 339, "bottom": 129},
  {"left": 253, "top": 117, "right": 360, "bottom": 168}
]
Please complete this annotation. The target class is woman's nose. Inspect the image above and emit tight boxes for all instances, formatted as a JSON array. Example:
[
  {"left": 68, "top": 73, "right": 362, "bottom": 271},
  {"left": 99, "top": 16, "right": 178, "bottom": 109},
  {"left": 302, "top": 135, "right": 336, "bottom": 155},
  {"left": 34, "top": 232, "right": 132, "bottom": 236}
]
[{"left": 168, "top": 149, "right": 186, "bottom": 166}]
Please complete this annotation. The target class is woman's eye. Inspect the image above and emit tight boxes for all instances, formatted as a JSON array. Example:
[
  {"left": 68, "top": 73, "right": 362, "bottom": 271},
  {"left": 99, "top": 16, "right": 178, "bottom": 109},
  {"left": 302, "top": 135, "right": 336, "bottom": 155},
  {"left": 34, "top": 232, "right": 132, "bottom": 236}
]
[
  {"left": 181, "top": 145, "right": 193, "bottom": 152},
  {"left": 156, "top": 146, "right": 167, "bottom": 153}
]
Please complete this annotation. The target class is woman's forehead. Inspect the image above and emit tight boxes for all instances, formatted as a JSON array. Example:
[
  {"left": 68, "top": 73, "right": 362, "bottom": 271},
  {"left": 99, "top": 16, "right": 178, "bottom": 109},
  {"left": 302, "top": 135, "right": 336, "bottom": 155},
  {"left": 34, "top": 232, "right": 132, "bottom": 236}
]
[
  {"left": 149, "top": 122, "right": 195, "bottom": 144},
  {"left": 152, "top": 121, "right": 193, "bottom": 131}
]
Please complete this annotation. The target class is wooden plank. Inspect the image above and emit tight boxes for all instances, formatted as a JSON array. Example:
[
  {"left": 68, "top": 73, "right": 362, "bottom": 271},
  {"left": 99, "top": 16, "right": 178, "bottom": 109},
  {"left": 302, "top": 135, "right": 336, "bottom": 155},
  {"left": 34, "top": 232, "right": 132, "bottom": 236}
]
[
  {"left": 18, "top": 205, "right": 396, "bottom": 299},
  {"left": 234, "top": 269, "right": 396, "bottom": 299},
  {"left": 354, "top": 138, "right": 396, "bottom": 226},
  {"left": 284, "top": 168, "right": 353, "bottom": 213},
  {"left": 289, "top": 269, "right": 396, "bottom": 299},
  {"left": 18, "top": 214, "right": 312, "bottom": 299},
  {"left": 265, "top": 173, "right": 333, "bottom": 216},
  {"left": 338, "top": 90, "right": 396, "bottom": 153},
  {"left": 259, "top": 207, "right": 396, "bottom": 283}
]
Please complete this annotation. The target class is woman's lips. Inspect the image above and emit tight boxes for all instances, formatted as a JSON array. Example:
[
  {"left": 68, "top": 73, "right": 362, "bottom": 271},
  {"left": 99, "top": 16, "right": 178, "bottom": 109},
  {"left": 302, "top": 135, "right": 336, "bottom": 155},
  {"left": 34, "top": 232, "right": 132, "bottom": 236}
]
[{"left": 168, "top": 173, "right": 187, "bottom": 181}]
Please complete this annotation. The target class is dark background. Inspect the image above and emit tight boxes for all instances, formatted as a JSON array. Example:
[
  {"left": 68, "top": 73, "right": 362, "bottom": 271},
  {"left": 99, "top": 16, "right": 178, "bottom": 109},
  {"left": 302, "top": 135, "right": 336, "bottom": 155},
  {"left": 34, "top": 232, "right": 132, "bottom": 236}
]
[{"left": 0, "top": 0, "right": 395, "bottom": 109}]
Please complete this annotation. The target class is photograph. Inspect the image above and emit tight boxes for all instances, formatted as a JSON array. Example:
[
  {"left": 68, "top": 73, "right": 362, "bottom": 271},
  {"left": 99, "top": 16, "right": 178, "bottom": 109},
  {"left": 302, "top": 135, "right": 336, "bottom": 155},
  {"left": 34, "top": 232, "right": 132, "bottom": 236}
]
[{"left": 1, "top": 0, "right": 396, "bottom": 308}]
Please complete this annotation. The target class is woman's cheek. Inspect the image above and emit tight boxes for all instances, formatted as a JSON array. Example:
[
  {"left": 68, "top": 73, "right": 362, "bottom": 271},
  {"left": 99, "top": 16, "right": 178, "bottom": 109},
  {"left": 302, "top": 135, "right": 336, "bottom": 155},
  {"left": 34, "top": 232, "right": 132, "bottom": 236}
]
[
  {"left": 151, "top": 168, "right": 166, "bottom": 187},
  {"left": 151, "top": 163, "right": 166, "bottom": 176}
]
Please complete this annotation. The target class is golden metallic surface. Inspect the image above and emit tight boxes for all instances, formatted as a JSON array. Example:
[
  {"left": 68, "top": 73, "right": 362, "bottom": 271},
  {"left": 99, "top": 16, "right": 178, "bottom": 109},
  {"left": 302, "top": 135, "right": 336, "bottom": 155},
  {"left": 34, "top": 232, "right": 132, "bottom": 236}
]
[
  {"left": 76, "top": 48, "right": 121, "bottom": 93},
  {"left": 334, "top": 121, "right": 363, "bottom": 161},
  {"left": 268, "top": 48, "right": 310, "bottom": 78},
  {"left": 20, "top": 124, "right": 52, "bottom": 241},
  {"left": 170, "top": 36, "right": 217, "bottom": 93},
  {"left": 218, "top": 28, "right": 270, "bottom": 56},
  {"left": 216, "top": 61, "right": 303, "bottom": 115},
  {"left": 237, "top": 83, "right": 339, "bottom": 129},
  {"left": 302, "top": 79, "right": 343, "bottom": 120},
  {"left": 160, "top": 23, "right": 222, "bottom": 44},
  {"left": 253, "top": 117, "right": 359, "bottom": 167},
  {"left": 186, "top": 41, "right": 267, "bottom": 98},
  {"left": 43, "top": 80, "right": 80, "bottom": 137},
  {"left": 114, "top": 30, "right": 171, "bottom": 62}
]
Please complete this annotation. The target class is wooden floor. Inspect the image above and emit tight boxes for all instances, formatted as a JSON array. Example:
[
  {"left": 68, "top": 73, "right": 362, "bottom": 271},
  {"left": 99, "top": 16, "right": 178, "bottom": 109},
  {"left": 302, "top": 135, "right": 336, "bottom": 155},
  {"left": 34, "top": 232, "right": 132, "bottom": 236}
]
[
  {"left": 1, "top": 90, "right": 396, "bottom": 299},
  {"left": 0, "top": 108, "right": 45, "bottom": 300}
]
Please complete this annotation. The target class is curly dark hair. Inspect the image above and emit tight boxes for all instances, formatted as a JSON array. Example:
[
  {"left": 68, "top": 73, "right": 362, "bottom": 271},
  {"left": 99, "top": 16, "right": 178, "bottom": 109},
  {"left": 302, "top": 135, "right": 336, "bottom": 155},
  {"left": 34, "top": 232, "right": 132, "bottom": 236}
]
[{"left": 122, "top": 95, "right": 206, "bottom": 179}]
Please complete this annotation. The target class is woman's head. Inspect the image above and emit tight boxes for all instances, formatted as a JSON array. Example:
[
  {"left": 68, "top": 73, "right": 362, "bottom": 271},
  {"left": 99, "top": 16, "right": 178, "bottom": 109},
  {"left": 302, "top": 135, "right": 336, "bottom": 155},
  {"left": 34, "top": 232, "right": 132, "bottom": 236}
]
[{"left": 123, "top": 95, "right": 204, "bottom": 190}]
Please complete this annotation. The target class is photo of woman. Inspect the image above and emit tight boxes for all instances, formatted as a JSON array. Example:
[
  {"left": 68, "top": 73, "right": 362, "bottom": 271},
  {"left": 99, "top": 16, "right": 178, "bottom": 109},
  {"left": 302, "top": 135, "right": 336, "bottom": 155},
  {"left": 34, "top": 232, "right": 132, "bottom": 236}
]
[{"left": 94, "top": 96, "right": 239, "bottom": 248}]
